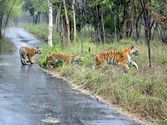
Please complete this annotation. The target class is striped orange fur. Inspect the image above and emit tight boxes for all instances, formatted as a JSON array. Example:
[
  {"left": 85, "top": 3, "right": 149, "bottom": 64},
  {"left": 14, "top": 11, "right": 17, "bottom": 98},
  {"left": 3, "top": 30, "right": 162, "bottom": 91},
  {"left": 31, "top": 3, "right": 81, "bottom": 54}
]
[{"left": 95, "top": 46, "right": 139, "bottom": 72}]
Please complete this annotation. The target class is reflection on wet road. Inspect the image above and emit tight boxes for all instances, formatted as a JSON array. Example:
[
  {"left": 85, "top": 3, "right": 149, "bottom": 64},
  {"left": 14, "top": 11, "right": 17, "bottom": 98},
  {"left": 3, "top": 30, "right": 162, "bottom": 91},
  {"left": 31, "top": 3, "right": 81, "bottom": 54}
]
[{"left": 0, "top": 27, "right": 141, "bottom": 125}]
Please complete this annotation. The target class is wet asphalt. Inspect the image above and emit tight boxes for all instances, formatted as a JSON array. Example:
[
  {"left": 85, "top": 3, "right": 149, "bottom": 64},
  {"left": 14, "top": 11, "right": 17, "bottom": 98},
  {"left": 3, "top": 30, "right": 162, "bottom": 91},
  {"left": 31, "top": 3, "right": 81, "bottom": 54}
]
[{"left": 0, "top": 27, "right": 141, "bottom": 125}]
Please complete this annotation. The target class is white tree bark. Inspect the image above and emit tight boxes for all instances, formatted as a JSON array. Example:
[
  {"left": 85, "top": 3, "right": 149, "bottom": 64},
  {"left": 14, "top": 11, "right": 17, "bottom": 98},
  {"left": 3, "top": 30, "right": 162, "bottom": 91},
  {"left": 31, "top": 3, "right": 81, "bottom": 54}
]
[
  {"left": 47, "top": 0, "right": 53, "bottom": 47},
  {"left": 72, "top": 0, "right": 76, "bottom": 43}
]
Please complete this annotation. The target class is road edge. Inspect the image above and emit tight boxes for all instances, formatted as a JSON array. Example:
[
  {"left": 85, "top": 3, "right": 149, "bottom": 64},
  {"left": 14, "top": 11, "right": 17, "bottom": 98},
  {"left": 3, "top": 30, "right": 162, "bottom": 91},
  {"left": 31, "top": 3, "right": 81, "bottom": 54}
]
[{"left": 37, "top": 65, "right": 152, "bottom": 125}]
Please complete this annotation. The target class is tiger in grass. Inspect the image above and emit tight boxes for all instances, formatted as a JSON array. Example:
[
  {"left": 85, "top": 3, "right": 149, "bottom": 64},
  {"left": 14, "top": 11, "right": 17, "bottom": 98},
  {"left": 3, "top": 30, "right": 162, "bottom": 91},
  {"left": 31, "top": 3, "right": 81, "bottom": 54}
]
[
  {"left": 46, "top": 53, "right": 82, "bottom": 69},
  {"left": 94, "top": 46, "right": 139, "bottom": 72},
  {"left": 19, "top": 46, "right": 42, "bottom": 65}
]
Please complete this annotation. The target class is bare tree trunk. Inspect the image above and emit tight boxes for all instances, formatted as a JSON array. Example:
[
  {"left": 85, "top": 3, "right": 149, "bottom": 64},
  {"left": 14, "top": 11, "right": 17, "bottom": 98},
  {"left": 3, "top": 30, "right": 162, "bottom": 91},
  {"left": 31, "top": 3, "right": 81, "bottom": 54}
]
[
  {"left": 47, "top": 0, "right": 53, "bottom": 47},
  {"left": 62, "top": 0, "right": 71, "bottom": 43},
  {"left": 0, "top": 0, "right": 6, "bottom": 40},
  {"left": 60, "top": 16, "right": 65, "bottom": 49},
  {"left": 96, "top": 5, "right": 102, "bottom": 43},
  {"left": 135, "top": 10, "right": 144, "bottom": 41},
  {"left": 130, "top": 0, "right": 134, "bottom": 38},
  {"left": 55, "top": 6, "right": 61, "bottom": 32},
  {"left": 151, "top": 22, "right": 157, "bottom": 40},
  {"left": 140, "top": 0, "right": 152, "bottom": 68},
  {"left": 101, "top": 6, "right": 105, "bottom": 42},
  {"left": 55, "top": 10, "right": 59, "bottom": 31},
  {"left": 0, "top": 18, "right": 2, "bottom": 40},
  {"left": 72, "top": 0, "right": 76, "bottom": 43}
]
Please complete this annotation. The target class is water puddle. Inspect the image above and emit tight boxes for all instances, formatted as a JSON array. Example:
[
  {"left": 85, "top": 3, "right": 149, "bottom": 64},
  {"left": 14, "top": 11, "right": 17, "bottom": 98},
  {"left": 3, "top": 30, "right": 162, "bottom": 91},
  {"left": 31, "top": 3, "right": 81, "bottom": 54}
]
[
  {"left": 0, "top": 62, "right": 10, "bottom": 66},
  {"left": 42, "top": 117, "right": 60, "bottom": 124}
]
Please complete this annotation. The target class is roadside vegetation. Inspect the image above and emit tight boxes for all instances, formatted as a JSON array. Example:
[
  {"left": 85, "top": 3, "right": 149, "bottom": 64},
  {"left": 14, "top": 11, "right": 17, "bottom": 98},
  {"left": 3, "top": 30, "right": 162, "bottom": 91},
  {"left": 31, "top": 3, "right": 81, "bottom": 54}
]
[
  {"left": 0, "top": 0, "right": 21, "bottom": 53},
  {"left": 0, "top": 37, "right": 14, "bottom": 53},
  {"left": 24, "top": 24, "right": 167, "bottom": 124}
]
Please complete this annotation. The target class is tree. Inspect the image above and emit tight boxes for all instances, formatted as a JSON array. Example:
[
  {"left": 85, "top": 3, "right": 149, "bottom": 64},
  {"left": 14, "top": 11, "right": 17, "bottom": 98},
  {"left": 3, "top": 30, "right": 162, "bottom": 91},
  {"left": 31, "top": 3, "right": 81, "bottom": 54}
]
[
  {"left": 62, "top": 0, "right": 71, "bottom": 43},
  {"left": 22, "top": 0, "right": 48, "bottom": 24},
  {"left": 72, "top": 0, "right": 76, "bottom": 43},
  {"left": 0, "top": 0, "right": 21, "bottom": 41},
  {"left": 89, "top": 0, "right": 109, "bottom": 43},
  {"left": 0, "top": 0, "right": 7, "bottom": 40},
  {"left": 47, "top": 0, "right": 53, "bottom": 47},
  {"left": 139, "top": 0, "right": 152, "bottom": 68}
]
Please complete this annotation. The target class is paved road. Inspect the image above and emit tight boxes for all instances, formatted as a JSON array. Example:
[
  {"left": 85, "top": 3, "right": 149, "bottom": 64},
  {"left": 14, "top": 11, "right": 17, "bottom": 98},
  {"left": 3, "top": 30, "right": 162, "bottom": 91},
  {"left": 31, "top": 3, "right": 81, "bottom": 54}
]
[{"left": 0, "top": 27, "right": 141, "bottom": 125}]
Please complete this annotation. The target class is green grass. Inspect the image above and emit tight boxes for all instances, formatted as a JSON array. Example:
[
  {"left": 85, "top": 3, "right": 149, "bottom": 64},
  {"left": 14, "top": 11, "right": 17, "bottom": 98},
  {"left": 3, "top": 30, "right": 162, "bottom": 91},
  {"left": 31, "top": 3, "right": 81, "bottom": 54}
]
[
  {"left": 0, "top": 37, "right": 14, "bottom": 53},
  {"left": 24, "top": 24, "right": 167, "bottom": 124}
]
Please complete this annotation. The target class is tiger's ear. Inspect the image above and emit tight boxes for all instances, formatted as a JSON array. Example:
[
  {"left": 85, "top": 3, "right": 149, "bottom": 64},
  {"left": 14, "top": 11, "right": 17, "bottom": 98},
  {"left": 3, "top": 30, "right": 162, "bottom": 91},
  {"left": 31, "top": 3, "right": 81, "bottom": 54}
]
[{"left": 36, "top": 46, "right": 39, "bottom": 49}]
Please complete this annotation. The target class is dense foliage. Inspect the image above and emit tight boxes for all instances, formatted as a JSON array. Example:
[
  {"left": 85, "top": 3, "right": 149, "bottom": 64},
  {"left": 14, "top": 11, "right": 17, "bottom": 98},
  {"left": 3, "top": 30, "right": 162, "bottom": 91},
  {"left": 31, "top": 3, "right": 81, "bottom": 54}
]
[
  {"left": 0, "top": 0, "right": 21, "bottom": 40},
  {"left": 22, "top": 0, "right": 167, "bottom": 42}
]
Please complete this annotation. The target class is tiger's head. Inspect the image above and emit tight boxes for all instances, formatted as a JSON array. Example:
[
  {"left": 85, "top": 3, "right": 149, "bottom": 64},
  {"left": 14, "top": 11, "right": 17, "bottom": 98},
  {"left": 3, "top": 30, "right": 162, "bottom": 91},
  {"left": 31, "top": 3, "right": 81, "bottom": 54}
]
[
  {"left": 130, "top": 46, "right": 139, "bottom": 56},
  {"left": 35, "top": 47, "right": 42, "bottom": 55}
]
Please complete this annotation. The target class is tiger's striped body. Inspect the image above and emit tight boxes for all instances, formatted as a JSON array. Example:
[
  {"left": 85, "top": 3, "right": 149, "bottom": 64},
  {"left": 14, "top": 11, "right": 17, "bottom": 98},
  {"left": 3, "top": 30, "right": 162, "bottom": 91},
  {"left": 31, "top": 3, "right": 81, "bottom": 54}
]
[
  {"left": 19, "top": 46, "right": 41, "bottom": 65},
  {"left": 95, "top": 46, "right": 139, "bottom": 72},
  {"left": 46, "top": 53, "right": 82, "bottom": 69}
]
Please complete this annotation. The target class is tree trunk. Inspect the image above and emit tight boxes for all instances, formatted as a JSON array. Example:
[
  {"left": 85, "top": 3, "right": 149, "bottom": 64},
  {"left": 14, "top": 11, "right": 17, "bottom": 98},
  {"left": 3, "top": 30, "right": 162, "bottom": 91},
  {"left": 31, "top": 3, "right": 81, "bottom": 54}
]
[
  {"left": 151, "top": 22, "right": 157, "bottom": 40},
  {"left": 55, "top": 7, "right": 60, "bottom": 32},
  {"left": 140, "top": 0, "right": 152, "bottom": 68},
  {"left": 0, "top": 18, "right": 2, "bottom": 40},
  {"left": 101, "top": 6, "right": 105, "bottom": 42},
  {"left": 47, "top": 0, "right": 53, "bottom": 47},
  {"left": 96, "top": 5, "right": 102, "bottom": 43},
  {"left": 135, "top": 10, "right": 144, "bottom": 41},
  {"left": 62, "top": 0, "right": 71, "bottom": 43},
  {"left": 0, "top": 0, "right": 5, "bottom": 40},
  {"left": 72, "top": 0, "right": 76, "bottom": 43}
]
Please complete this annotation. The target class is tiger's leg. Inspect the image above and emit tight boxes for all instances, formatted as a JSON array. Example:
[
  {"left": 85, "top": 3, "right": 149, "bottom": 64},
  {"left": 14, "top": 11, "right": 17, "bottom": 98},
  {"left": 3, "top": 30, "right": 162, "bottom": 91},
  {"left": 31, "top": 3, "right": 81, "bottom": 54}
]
[
  {"left": 128, "top": 60, "right": 138, "bottom": 69},
  {"left": 97, "top": 60, "right": 107, "bottom": 69},
  {"left": 29, "top": 59, "right": 33, "bottom": 64},
  {"left": 92, "top": 64, "right": 105, "bottom": 70},
  {"left": 120, "top": 63, "right": 129, "bottom": 73},
  {"left": 99, "top": 64, "right": 106, "bottom": 69},
  {"left": 20, "top": 54, "right": 27, "bottom": 65},
  {"left": 92, "top": 65, "right": 96, "bottom": 70},
  {"left": 21, "top": 58, "right": 26, "bottom": 65},
  {"left": 27, "top": 55, "right": 33, "bottom": 64},
  {"left": 97, "top": 57, "right": 107, "bottom": 69}
]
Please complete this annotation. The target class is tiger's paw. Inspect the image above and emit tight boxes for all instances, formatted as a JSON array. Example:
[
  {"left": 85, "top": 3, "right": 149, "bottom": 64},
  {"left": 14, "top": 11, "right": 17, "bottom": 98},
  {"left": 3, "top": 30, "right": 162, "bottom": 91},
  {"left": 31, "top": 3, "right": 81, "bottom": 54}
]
[
  {"left": 133, "top": 64, "right": 138, "bottom": 69},
  {"left": 92, "top": 65, "right": 96, "bottom": 70}
]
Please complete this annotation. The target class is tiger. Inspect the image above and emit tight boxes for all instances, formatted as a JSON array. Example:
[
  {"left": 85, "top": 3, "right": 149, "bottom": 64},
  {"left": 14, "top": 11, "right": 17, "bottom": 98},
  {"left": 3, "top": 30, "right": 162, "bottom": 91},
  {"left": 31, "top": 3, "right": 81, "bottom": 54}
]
[
  {"left": 94, "top": 46, "right": 139, "bottom": 72},
  {"left": 46, "top": 53, "right": 82, "bottom": 69},
  {"left": 19, "top": 46, "right": 42, "bottom": 65}
]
